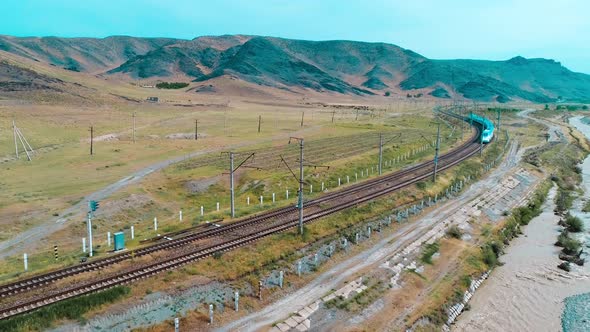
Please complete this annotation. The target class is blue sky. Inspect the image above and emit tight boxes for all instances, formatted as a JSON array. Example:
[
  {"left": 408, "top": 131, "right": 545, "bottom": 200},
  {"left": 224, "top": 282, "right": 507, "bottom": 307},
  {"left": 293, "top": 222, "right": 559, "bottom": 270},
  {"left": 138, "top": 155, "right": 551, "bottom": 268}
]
[{"left": 2, "top": 0, "right": 589, "bottom": 73}]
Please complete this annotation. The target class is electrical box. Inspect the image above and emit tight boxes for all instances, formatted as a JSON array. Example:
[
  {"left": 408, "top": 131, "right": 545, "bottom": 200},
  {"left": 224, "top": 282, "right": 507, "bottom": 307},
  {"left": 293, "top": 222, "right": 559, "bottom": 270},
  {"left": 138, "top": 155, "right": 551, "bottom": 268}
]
[{"left": 114, "top": 232, "right": 125, "bottom": 251}]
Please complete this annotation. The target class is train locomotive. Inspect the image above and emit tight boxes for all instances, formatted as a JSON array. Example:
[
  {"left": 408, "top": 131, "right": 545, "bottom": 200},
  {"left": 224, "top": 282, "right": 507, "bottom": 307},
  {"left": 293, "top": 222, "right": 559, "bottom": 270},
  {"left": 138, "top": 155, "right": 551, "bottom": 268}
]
[{"left": 466, "top": 113, "right": 495, "bottom": 143}]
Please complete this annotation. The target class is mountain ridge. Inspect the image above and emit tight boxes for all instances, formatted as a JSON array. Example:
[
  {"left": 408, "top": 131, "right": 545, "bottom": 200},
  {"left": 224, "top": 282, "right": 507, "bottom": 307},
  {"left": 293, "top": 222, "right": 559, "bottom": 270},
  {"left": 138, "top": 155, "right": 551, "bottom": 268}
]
[{"left": 1, "top": 34, "right": 589, "bottom": 102}]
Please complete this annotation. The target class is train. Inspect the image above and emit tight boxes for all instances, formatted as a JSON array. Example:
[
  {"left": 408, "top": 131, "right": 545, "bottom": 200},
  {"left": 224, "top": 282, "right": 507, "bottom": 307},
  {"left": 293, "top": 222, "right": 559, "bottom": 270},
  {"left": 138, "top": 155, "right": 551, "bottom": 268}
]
[{"left": 466, "top": 112, "right": 495, "bottom": 143}]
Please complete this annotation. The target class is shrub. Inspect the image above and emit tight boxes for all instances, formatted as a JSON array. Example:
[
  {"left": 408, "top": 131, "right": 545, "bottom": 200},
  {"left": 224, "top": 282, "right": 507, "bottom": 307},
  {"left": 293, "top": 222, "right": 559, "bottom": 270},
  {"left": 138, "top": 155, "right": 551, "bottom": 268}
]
[
  {"left": 481, "top": 244, "right": 498, "bottom": 267},
  {"left": 555, "top": 229, "right": 570, "bottom": 247},
  {"left": 156, "top": 82, "right": 189, "bottom": 89},
  {"left": 420, "top": 242, "right": 440, "bottom": 264},
  {"left": 565, "top": 214, "right": 584, "bottom": 232},
  {"left": 562, "top": 237, "right": 582, "bottom": 255},
  {"left": 446, "top": 225, "right": 463, "bottom": 239}
]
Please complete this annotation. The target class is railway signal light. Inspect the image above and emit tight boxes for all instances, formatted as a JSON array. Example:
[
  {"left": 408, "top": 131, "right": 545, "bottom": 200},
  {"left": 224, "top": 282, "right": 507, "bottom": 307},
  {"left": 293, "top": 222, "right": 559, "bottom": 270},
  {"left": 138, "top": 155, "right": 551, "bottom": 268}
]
[{"left": 89, "top": 200, "right": 100, "bottom": 212}]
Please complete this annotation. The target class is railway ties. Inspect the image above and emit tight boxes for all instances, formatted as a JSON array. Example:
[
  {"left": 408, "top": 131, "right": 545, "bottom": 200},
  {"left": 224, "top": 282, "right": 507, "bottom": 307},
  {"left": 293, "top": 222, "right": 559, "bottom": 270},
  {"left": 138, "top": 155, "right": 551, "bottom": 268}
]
[{"left": 0, "top": 115, "right": 488, "bottom": 319}]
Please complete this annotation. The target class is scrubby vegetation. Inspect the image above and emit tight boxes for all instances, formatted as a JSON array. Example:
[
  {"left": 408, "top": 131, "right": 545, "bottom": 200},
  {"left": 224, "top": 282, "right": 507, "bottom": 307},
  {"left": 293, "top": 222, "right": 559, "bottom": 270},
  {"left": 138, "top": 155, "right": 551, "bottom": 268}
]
[
  {"left": 156, "top": 82, "right": 189, "bottom": 89},
  {"left": 563, "top": 213, "right": 584, "bottom": 232},
  {"left": 420, "top": 242, "right": 440, "bottom": 264},
  {"left": 0, "top": 286, "right": 130, "bottom": 331},
  {"left": 446, "top": 225, "right": 463, "bottom": 239}
]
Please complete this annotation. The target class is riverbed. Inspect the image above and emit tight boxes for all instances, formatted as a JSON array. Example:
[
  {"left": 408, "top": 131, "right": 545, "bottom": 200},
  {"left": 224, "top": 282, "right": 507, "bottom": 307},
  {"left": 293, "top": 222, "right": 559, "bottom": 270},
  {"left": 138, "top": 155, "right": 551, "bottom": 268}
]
[{"left": 453, "top": 115, "right": 590, "bottom": 332}]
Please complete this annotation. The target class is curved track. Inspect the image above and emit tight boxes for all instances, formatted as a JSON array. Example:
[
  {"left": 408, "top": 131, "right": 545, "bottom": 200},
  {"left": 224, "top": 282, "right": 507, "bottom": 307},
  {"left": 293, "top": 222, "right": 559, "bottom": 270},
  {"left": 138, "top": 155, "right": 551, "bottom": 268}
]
[{"left": 0, "top": 113, "right": 486, "bottom": 320}]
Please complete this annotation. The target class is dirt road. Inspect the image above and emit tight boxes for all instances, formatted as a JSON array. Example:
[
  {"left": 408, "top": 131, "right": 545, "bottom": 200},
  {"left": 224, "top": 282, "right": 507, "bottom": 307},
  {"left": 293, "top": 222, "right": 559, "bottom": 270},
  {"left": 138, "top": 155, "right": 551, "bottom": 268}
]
[
  {"left": 219, "top": 139, "right": 526, "bottom": 332},
  {"left": 0, "top": 125, "right": 321, "bottom": 259}
]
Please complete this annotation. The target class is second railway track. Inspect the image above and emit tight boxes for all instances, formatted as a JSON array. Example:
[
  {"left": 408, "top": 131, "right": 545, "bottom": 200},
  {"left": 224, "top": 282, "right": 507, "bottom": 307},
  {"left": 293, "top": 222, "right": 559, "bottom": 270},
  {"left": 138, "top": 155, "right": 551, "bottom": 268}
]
[{"left": 0, "top": 114, "right": 486, "bottom": 319}]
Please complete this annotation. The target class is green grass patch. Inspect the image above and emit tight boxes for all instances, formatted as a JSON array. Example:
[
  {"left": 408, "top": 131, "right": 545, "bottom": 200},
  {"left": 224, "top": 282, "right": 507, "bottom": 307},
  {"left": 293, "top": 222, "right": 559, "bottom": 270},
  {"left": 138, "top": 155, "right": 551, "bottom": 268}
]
[
  {"left": 0, "top": 286, "right": 130, "bottom": 331},
  {"left": 420, "top": 242, "right": 440, "bottom": 265}
]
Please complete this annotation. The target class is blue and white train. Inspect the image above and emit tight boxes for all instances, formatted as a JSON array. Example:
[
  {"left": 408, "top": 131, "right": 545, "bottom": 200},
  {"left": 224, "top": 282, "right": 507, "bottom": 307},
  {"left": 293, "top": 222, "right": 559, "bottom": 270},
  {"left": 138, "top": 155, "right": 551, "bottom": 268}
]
[{"left": 466, "top": 113, "right": 495, "bottom": 143}]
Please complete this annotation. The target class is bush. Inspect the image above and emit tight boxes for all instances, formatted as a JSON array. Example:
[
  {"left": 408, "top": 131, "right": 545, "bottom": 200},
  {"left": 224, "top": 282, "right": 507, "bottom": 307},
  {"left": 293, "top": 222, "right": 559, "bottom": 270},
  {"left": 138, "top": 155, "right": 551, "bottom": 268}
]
[
  {"left": 420, "top": 242, "right": 440, "bottom": 264},
  {"left": 446, "top": 225, "right": 463, "bottom": 239},
  {"left": 156, "top": 82, "right": 189, "bottom": 89},
  {"left": 562, "top": 237, "right": 582, "bottom": 255},
  {"left": 565, "top": 214, "right": 584, "bottom": 232},
  {"left": 555, "top": 229, "right": 570, "bottom": 247},
  {"left": 481, "top": 244, "right": 498, "bottom": 267},
  {"left": 555, "top": 190, "right": 573, "bottom": 213}
]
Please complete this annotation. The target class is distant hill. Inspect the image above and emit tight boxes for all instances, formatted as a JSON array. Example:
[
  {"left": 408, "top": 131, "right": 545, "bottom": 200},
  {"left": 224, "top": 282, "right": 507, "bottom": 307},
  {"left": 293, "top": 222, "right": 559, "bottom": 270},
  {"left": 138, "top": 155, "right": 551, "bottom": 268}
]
[
  {"left": 0, "top": 35, "right": 178, "bottom": 73},
  {"left": 1, "top": 34, "right": 589, "bottom": 102}
]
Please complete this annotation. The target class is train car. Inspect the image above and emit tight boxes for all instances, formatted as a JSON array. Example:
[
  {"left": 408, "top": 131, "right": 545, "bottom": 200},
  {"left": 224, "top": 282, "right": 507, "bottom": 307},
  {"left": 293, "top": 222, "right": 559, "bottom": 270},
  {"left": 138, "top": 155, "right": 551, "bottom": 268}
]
[{"left": 466, "top": 113, "right": 495, "bottom": 143}]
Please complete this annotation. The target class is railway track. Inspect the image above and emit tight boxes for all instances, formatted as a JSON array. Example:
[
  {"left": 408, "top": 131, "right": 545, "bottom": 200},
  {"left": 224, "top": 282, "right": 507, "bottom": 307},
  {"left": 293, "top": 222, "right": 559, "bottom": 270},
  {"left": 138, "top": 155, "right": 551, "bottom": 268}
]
[{"left": 0, "top": 115, "right": 485, "bottom": 320}]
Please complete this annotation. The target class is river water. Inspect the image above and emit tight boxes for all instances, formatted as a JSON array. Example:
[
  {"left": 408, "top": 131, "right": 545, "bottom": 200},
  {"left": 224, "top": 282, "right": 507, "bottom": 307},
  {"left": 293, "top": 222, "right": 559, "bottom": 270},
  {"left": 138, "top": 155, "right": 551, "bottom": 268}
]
[{"left": 453, "top": 116, "right": 590, "bottom": 332}]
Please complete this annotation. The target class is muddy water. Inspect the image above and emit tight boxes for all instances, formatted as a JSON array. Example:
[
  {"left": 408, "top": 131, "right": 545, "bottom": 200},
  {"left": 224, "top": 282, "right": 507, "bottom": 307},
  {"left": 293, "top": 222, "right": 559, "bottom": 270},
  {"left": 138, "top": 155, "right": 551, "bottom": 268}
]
[
  {"left": 455, "top": 116, "right": 590, "bottom": 331},
  {"left": 453, "top": 186, "right": 590, "bottom": 331}
]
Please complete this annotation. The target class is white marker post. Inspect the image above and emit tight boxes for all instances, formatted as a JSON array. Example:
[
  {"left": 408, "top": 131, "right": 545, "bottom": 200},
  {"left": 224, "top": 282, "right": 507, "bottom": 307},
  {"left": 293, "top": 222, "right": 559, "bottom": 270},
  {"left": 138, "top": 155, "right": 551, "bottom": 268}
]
[
  {"left": 272, "top": 193, "right": 275, "bottom": 203},
  {"left": 179, "top": 210, "right": 183, "bottom": 222},
  {"left": 82, "top": 237, "right": 87, "bottom": 253},
  {"left": 131, "top": 226, "right": 135, "bottom": 239},
  {"left": 200, "top": 206, "right": 204, "bottom": 216},
  {"left": 23, "top": 253, "right": 28, "bottom": 271},
  {"left": 310, "top": 184, "right": 313, "bottom": 193},
  {"left": 286, "top": 189, "right": 289, "bottom": 200},
  {"left": 216, "top": 202, "right": 220, "bottom": 212},
  {"left": 154, "top": 217, "right": 158, "bottom": 231},
  {"left": 260, "top": 195, "right": 263, "bottom": 205},
  {"left": 247, "top": 197, "right": 250, "bottom": 206},
  {"left": 107, "top": 231, "right": 111, "bottom": 247}
]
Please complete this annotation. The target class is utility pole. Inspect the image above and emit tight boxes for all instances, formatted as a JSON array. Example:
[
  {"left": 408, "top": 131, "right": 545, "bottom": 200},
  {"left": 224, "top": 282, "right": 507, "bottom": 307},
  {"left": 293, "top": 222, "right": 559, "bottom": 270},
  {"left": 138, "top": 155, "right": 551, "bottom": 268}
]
[
  {"left": 132, "top": 112, "right": 136, "bottom": 143},
  {"left": 297, "top": 138, "right": 304, "bottom": 235},
  {"left": 87, "top": 212, "right": 93, "bottom": 257},
  {"left": 13, "top": 120, "right": 18, "bottom": 158},
  {"left": 230, "top": 152, "right": 235, "bottom": 217},
  {"left": 258, "top": 115, "right": 262, "bottom": 133},
  {"left": 378, "top": 133, "right": 383, "bottom": 175},
  {"left": 300, "top": 112, "right": 304, "bottom": 127},
  {"left": 90, "top": 126, "right": 94, "bottom": 155},
  {"left": 195, "top": 120, "right": 198, "bottom": 140},
  {"left": 433, "top": 122, "right": 441, "bottom": 182},
  {"left": 224, "top": 152, "right": 256, "bottom": 218}
]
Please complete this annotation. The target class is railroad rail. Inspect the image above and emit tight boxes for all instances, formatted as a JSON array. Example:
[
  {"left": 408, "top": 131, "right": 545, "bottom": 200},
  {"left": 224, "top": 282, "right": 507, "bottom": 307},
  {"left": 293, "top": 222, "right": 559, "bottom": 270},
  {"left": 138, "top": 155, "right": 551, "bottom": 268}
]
[{"left": 0, "top": 112, "right": 486, "bottom": 320}]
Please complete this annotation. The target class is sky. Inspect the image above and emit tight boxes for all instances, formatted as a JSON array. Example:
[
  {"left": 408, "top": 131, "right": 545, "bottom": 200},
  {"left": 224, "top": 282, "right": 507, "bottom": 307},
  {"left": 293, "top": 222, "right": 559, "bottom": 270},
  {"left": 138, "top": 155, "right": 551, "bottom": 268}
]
[{"left": 2, "top": 0, "right": 589, "bottom": 73}]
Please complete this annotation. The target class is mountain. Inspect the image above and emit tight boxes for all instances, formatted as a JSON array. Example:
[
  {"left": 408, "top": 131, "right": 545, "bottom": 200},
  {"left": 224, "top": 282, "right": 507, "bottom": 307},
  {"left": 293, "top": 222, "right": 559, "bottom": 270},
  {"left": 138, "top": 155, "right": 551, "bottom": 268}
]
[
  {"left": 1, "top": 34, "right": 589, "bottom": 102},
  {"left": 0, "top": 35, "right": 178, "bottom": 73}
]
